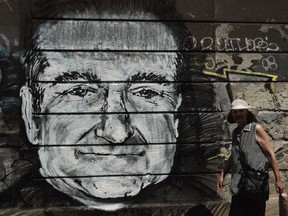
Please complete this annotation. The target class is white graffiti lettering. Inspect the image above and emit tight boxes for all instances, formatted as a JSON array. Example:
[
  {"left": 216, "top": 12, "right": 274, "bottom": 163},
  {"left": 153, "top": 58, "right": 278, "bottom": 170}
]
[
  {"left": 191, "top": 36, "right": 279, "bottom": 52},
  {"left": 262, "top": 55, "right": 278, "bottom": 71},
  {"left": 200, "top": 37, "right": 214, "bottom": 50}
]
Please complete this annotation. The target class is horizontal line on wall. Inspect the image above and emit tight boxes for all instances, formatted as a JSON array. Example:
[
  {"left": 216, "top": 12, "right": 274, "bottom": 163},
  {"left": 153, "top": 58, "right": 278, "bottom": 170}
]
[
  {"left": 32, "top": 111, "right": 220, "bottom": 115},
  {"left": 30, "top": 80, "right": 282, "bottom": 84},
  {"left": 33, "top": 18, "right": 209, "bottom": 22},
  {"left": 0, "top": 141, "right": 220, "bottom": 148},
  {"left": 0, "top": 109, "right": 286, "bottom": 115},
  {"left": 32, "top": 49, "right": 214, "bottom": 53},
  {"left": 32, "top": 172, "right": 220, "bottom": 179},
  {"left": 33, "top": 17, "right": 288, "bottom": 25},
  {"left": 29, "top": 50, "right": 288, "bottom": 54},
  {"left": 31, "top": 80, "right": 210, "bottom": 84},
  {"left": 27, "top": 142, "right": 218, "bottom": 147},
  {"left": 32, "top": 49, "right": 288, "bottom": 54}
]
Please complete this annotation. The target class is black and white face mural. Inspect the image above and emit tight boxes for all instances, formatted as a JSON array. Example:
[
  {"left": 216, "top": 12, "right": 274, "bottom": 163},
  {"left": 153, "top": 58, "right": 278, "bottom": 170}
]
[
  {"left": 4, "top": 0, "right": 288, "bottom": 215},
  {"left": 20, "top": 1, "right": 184, "bottom": 209}
]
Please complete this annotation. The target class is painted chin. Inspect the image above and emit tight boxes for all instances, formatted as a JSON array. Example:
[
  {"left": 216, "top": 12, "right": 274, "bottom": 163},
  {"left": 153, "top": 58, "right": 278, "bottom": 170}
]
[
  {"left": 78, "top": 176, "right": 147, "bottom": 198},
  {"left": 44, "top": 170, "right": 158, "bottom": 199}
]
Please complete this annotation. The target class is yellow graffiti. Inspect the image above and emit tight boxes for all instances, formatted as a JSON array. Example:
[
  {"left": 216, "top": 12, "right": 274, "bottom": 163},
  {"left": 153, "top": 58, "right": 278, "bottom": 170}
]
[
  {"left": 201, "top": 56, "right": 279, "bottom": 92},
  {"left": 207, "top": 151, "right": 230, "bottom": 161},
  {"left": 203, "top": 68, "right": 277, "bottom": 81}
]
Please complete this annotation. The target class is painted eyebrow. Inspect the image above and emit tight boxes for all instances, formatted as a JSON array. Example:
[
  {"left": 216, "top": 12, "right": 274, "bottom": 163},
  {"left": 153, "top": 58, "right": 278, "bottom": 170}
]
[
  {"left": 130, "top": 72, "right": 169, "bottom": 83},
  {"left": 54, "top": 71, "right": 100, "bottom": 82}
]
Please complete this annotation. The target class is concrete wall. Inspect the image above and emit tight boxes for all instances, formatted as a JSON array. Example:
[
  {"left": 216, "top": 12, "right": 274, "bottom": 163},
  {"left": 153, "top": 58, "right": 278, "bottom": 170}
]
[{"left": 0, "top": 0, "right": 287, "bottom": 215}]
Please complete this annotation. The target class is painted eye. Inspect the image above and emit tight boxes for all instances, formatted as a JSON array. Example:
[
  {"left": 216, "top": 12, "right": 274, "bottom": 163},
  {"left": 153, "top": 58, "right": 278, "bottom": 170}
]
[
  {"left": 132, "top": 89, "right": 160, "bottom": 99},
  {"left": 63, "top": 86, "right": 98, "bottom": 97},
  {"left": 69, "top": 87, "right": 88, "bottom": 97}
]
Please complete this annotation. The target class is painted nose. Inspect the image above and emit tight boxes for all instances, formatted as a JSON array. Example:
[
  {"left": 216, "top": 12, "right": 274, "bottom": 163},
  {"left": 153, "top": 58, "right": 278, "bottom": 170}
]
[
  {"left": 95, "top": 90, "right": 133, "bottom": 143},
  {"left": 96, "top": 114, "right": 133, "bottom": 143}
]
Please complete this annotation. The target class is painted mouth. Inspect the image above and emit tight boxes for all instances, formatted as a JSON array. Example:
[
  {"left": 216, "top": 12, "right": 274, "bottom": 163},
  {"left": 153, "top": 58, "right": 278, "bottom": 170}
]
[{"left": 74, "top": 150, "right": 145, "bottom": 159}]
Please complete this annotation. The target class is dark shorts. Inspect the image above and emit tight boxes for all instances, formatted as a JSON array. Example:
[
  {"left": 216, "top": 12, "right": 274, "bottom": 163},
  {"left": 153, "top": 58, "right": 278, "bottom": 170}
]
[{"left": 229, "top": 193, "right": 266, "bottom": 216}]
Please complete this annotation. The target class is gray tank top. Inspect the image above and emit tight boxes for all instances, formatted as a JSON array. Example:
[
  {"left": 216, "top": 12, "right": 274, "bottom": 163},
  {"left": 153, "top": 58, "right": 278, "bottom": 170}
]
[{"left": 230, "top": 123, "right": 269, "bottom": 195}]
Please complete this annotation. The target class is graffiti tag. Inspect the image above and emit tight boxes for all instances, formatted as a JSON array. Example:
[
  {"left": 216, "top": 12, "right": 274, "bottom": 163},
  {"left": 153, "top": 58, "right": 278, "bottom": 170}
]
[
  {"left": 192, "top": 36, "right": 279, "bottom": 52},
  {"left": 262, "top": 55, "right": 278, "bottom": 71}
]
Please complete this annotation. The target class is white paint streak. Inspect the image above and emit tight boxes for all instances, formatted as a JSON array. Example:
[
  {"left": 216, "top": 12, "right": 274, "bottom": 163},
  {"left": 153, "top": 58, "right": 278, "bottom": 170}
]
[
  {"left": 238, "top": 53, "right": 263, "bottom": 71},
  {"left": 0, "top": 0, "right": 12, "bottom": 11},
  {"left": 216, "top": 23, "right": 235, "bottom": 39}
]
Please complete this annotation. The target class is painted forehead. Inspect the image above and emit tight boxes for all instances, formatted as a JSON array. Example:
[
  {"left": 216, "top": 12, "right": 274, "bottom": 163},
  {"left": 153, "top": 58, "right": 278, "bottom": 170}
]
[
  {"left": 36, "top": 52, "right": 178, "bottom": 81},
  {"left": 33, "top": 9, "right": 179, "bottom": 81},
  {"left": 35, "top": 17, "right": 178, "bottom": 51}
]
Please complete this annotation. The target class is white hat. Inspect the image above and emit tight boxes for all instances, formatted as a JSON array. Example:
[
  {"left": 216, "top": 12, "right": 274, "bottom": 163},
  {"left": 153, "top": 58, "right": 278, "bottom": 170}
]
[{"left": 227, "top": 99, "right": 258, "bottom": 123}]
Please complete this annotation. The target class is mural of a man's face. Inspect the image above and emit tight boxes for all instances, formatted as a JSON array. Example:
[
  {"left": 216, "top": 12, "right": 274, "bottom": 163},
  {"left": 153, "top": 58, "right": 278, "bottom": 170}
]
[{"left": 20, "top": 10, "right": 182, "bottom": 206}]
